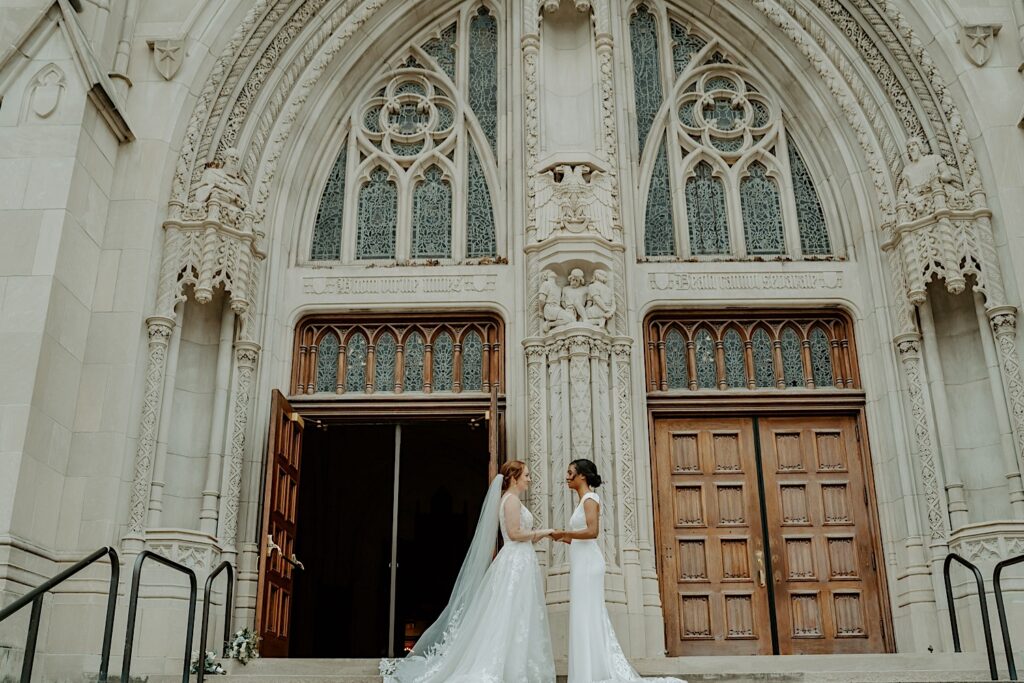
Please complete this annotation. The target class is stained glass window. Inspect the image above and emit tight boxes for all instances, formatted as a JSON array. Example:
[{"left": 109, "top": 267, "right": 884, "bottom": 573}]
[
  {"left": 645, "top": 140, "right": 675, "bottom": 256},
  {"left": 469, "top": 8, "right": 498, "bottom": 153},
  {"left": 374, "top": 333, "right": 397, "bottom": 392},
  {"left": 432, "top": 332, "right": 454, "bottom": 391},
  {"left": 752, "top": 328, "right": 775, "bottom": 388},
  {"left": 694, "top": 329, "right": 717, "bottom": 389},
  {"left": 412, "top": 166, "right": 452, "bottom": 258},
  {"left": 741, "top": 162, "right": 786, "bottom": 255},
  {"left": 781, "top": 327, "right": 804, "bottom": 388},
  {"left": 311, "top": 141, "right": 347, "bottom": 260},
  {"left": 423, "top": 23, "right": 457, "bottom": 81},
  {"left": 723, "top": 329, "right": 745, "bottom": 388},
  {"left": 404, "top": 332, "right": 425, "bottom": 391},
  {"left": 788, "top": 142, "right": 831, "bottom": 255},
  {"left": 809, "top": 327, "right": 834, "bottom": 388},
  {"left": 630, "top": 5, "right": 663, "bottom": 151},
  {"left": 356, "top": 168, "right": 398, "bottom": 259},
  {"left": 671, "top": 20, "right": 706, "bottom": 75},
  {"left": 462, "top": 331, "right": 483, "bottom": 391},
  {"left": 686, "top": 162, "right": 729, "bottom": 254},
  {"left": 665, "top": 328, "right": 688, "bottom": 389},
  {"left": 345, "top": 333, "right": 368, "bottom": 392},
  {"left": 466, "top": 145, "right": 496, "bottom": 257},
  {"left": 315, "top": 333, "right": 339, "bottom": 392}
]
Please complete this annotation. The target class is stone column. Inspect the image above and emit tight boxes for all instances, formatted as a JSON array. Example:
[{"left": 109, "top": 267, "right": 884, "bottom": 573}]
[
  {"left": 126, "top": 316, "right": 175, "bottom": 550},
  {"left": 988, "top": 306, "right": 1024, "bottom": 486},
  {"left": 200, "top": 305, "right": 236, "bottom": 535},
  {"left": 218, "top": 340, "right": 261, "bottom": 563},
  {"left": 147, "top": 307, "right": 184, "bottom": 528},
  {"left": 896, "top": 333, "right": 949, "bottom": 546},
  {"left": 525, "top": 343, "right": 550, "bottom": 567}
]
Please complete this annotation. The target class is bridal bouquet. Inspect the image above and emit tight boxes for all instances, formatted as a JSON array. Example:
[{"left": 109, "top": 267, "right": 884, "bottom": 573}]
[
  {"left": 228, "top": 627, "right": 260, "bottom": 665},
  {"left": 190, "top": 650, "right": 226, "bottom": 675}
]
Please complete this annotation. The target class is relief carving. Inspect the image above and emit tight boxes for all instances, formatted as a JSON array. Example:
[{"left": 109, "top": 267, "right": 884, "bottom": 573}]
[
  {"left": 539, "top": 268, "right": 615, "bottom": 332},
  {"left": 534, "top": 164, "right": 616, "bottom": 242}
]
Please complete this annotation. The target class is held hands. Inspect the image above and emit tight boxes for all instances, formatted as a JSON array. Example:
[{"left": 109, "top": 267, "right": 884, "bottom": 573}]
[{"left": 550, "top": 530, "right": 572, "bottom": 544}]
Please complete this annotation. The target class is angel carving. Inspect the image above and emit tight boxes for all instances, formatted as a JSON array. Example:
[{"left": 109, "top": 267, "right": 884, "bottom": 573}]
[{"left": 534, "top": 164, "right": 615, "bottom": 241}]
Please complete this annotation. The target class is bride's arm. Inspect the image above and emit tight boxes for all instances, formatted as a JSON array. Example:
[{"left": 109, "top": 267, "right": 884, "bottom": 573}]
[
  {"left": 558, "top": 499, "right": 600, "bottom": 540},
  {"left": 502, "top": 495, "right": 552, "bottom": 543}
]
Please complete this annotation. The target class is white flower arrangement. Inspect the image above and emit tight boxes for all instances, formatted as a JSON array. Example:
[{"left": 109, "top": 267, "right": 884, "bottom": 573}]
[
  {"left": 228, "top": 627, "right": 261, "bottom": 665},
  {"left": 190, "top": 650, "right": 226, "bottom": 675}
]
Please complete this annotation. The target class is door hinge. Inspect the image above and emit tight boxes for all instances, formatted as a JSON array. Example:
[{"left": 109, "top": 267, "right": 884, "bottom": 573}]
[
  {"left": 855, "top": 422, "right": 861, "bottom": 442},
  {"left": 289, "top": 412, "right": 305, "bottom": 428}
]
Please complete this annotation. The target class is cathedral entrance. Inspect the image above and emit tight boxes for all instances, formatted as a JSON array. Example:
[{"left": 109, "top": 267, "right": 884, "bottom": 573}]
[{"left": 261, "top": 413, "right": 490, "bottom": 659}]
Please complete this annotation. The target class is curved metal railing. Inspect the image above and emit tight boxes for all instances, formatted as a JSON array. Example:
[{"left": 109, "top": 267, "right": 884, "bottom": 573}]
[
  {"left": 196, "top": 560, "right": 235, "bottom": 683},
  {"left": 943, "top": 552, "right": 998, "bottom": 680},
  {"left": 994, "top": 554, "right": 1024, "bottom": 680},
  {"left": 0, "top": 546, "right": 119, "bottom": 683},
  {"left": 121, "top": 550, "right": 197, "bottom": 683}
]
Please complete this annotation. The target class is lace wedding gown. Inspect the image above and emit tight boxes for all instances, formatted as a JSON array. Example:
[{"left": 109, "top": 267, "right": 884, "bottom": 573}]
[
  {"left": 381, "top": 477, "right": 554, "bottom": 683},
  {"left": 568, "top": 492, "right": 686, "bottom": 683}
]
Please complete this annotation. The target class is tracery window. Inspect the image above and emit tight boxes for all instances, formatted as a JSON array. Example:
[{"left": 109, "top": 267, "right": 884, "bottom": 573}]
[
  {"left": 294, "top": 314, "right": 503, "bottom": 395},
  {"left": 645, "top": 312, "right": 857, "bottom": 392},
  {"left": 628, "top": 2, "right": 835, "bottom": 260},
  {"left": 309, "top": 3, "right": 504, "bottom": 264}
]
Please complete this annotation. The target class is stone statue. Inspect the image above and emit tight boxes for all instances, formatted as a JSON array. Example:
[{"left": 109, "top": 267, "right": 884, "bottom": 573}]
[
  {"left": 585, "top": 269, "right": 614, "bottom": 329},
  {"left": 897, "top": 137, "right": 964, "bottom": 218},
  {"left": 539, "top": 270, "right": 574, "bottom": 332},
  {"left": 561, "top": 268, "right": 589, "bottom": 322},
  {"left": 195, "top": 147, "right": 250, "bottom": 217}
]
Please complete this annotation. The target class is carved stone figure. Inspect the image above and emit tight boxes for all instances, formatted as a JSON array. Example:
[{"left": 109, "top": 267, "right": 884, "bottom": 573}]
[
  {"left": 539, "top": 270, "right": 574, "bottom": 332},
  {"left": 195, "top": 147, "right": 250, "bottom": 220},
  {"left": 534, "top": 164, "right": 615, "bottom": 241},
  {"left": 897, "top": 137, "right": 969, "bottom": 219},
  {"left": 585, "top": 269, "right": 614, "bottom": 329},
  {"left": 561, "top": 268, "right": 589, "bottom": 322}
]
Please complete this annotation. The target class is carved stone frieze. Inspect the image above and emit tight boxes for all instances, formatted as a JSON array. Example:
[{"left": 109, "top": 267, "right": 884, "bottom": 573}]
[{"left": 146, "top": 529, "right": 221, "bottom": 573}]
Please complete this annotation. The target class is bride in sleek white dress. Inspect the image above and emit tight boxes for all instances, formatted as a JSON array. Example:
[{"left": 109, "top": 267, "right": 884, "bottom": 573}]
[
  {"left": 380, "top": 460, "right": 555, "bottom": 683},
  {"left": 554, "top": 459, "right": 687, "bottom": 683}
]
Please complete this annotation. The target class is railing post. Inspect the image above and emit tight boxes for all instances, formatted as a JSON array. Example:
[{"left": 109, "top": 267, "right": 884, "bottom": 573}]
[
  {"left": 98, "top": 547, "right": 120, "bottom": 682},
  {"left": 19, "top": 595, "right": 44, "bottom": 683},
  {"left": 994, "top": 554, "right": 1024, "bottom": 680},
  {"left": 944, "top": 553, "right": 999, "bottom": 680}
]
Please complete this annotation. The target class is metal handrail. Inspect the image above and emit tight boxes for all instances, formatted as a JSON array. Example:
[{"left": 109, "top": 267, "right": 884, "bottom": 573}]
[
  {"left": 0, "top": 546, "right": 119, "bottom": 683},
  {"left": 944, "top": 553, "right": 998, "bottom": 680},
  {"left": 196, "top": 561, "right": 234, "bottom": 683},
  {"left": 994, "top": 554, "right": 1024, "bottom": 680},
  {"left": 121, "top": 550, "right": 197, "bottom": 683}
]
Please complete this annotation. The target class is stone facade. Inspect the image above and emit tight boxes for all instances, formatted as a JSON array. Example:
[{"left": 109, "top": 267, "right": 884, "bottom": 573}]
[{"left": 2, "top": 0, "right": 1024, "bottom": 678}]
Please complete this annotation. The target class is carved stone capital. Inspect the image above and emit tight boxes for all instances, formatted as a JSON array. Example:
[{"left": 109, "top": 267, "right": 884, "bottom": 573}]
[
  {"left": 145, "top": 316, "right": 176, "bottom": 344},
  {"left": 988, "top": 305, "right": 1018, "bottom": 337},
  {"left": 235, "top": 340, "right": 261, "bottom": 366},
  {"left": 895, "top": 333, "right": 922, "bottom": 357}
]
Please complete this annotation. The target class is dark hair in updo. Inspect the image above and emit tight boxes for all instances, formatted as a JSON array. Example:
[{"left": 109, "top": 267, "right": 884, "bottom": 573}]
[{"left": 569, "top": 459, "right": 602, "bottom": 488}]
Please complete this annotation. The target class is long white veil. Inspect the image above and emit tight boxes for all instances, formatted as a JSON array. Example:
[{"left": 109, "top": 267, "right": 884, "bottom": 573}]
[{"left": 381, "top": 474, "right": 504, "bottom": 680}]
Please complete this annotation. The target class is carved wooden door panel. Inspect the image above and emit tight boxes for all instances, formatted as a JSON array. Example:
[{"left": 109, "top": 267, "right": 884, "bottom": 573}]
[
  {"left": 654, "top": 417, "right": 773, "bottom": 656},
  {"left": 255, "top": 390, "right": 305, "bottom": 657},
  {"left": 758, "top": 416, "right": 886, "bottom": 654}
]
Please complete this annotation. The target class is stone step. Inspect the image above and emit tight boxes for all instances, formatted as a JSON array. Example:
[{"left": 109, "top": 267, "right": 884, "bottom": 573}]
[{"left": 142, "top": 652, "right": 1014, "bottom": 683}]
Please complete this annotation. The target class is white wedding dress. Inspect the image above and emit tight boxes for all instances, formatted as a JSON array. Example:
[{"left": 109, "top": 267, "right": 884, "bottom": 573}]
[
  {"left": 568, "top": 492, "right": 686, "bottom": 683},
  {"left": 381, "top": 476, "right": 555, "bottom": 683}
]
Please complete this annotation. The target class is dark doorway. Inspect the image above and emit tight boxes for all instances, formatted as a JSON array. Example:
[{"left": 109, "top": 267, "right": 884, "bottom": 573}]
[{"left": 289, "top": 420, "right": 489, "bottom": 658}]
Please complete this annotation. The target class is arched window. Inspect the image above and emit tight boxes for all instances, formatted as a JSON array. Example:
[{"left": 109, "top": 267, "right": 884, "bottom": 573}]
[
  {"left": 462, "top": 330, "right": 484, "bottom": 391},
  {"left": 404, "top": 332, "right": 426, "bottom": 392},
  {"left": 310, "top": 5, "right": 503, "bottom": 263},
  {"left": 723, "top": 329, "right": 746, "bottom": 388},
  {"left": 694, "top": 329, "right": 717, "bottom": 389},
  {"left": 315, "top": 333, "right": 339, "bottom": 393},
  {"left": 345, "top": 333, "right": 368, "bottom": 393},
  {"left": 780, "top": 327, "right": 804, "bottom": 388},
  {"left": 432, "top": 332, "right": 455, "bottom": 391},
  {"left": 665, "top": 328, "right": 688, "bottom": 389},
  {"left": 752, "top": 328, "right": 776, "bottom": 388},
  {"left": 374, "top": 333, "right": 398, "bottom": 392},
  {"left": 629, "top": 3, "right": 835, "bottom": 260},
  {"left": 809, "top": 327, "right": 835, "bottom": 388}
]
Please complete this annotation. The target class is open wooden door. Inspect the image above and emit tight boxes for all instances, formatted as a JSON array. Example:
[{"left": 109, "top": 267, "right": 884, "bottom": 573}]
[{"left": 255, "top": 390, "right": 305, "bottom": 657}]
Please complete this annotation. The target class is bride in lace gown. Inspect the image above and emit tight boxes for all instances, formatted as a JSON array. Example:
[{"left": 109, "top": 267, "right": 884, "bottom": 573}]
[
  {"left": 381, "top": 460, "right": 555, "bottom": 683},
  {"left": 555, "top": 459, "right": 687, "bottom": 683}
]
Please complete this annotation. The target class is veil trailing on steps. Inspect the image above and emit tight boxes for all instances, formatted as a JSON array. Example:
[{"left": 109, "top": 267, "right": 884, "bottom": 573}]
[{"left": 380, "top": 474, "right": 504, "bottom": 679}]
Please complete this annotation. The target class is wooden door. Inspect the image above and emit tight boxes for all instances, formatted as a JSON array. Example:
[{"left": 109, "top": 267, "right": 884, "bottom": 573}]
[
  {"left": 654, "top": 417, "right": 773, "bottom": 655},
  {"left": 255, "top": 390, "right": 305, "bottom": 657},
  {"left": 758, "top": 416, "right": 886, "bottom": 654}
]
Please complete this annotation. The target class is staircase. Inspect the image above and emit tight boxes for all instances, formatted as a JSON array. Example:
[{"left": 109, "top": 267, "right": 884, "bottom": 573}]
[{"left": 142, "top": 652, "right": 1011, "bottom": 682}]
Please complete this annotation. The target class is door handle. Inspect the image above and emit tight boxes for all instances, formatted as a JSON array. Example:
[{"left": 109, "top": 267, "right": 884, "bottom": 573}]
[
  {"left": 755, "top": 550, "right": 766, "bottom": 588},
  {"left": 267, "top": 534, "right": 305, "bottom": 570}
]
